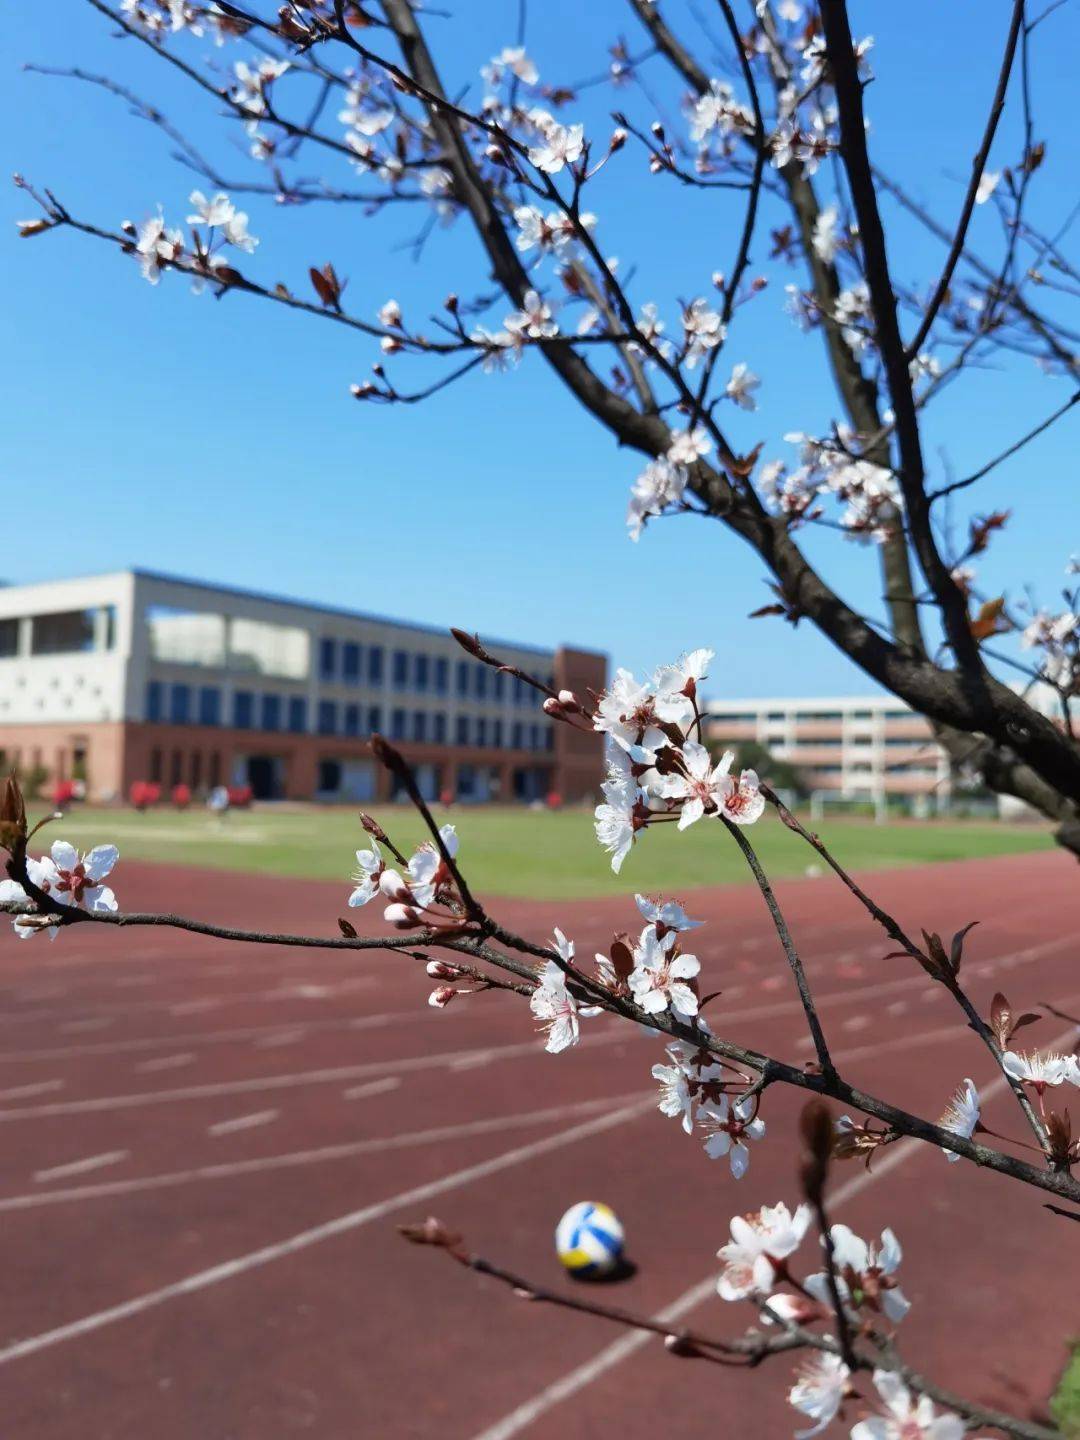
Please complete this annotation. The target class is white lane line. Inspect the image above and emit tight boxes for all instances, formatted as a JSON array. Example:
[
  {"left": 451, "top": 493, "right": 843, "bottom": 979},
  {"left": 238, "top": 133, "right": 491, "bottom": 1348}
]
[
  {"left": 0, "top": 1100, "right": 651, "bottom": 1368},
  {"left": 58, "top": 1018, "right": 112, "bottom": 1035},
  {"left": 135, "top": 1053, "right": 196, "bottom": 1075},
  {"left": 343, "top": 1078, "right": 401, "bottom": 1102},
  {"left": 0, "top": 1079, "right": 64, "bottom": 1101},
  {"left": 466, "top": 1034, "right": 1076, "bottom": 1440},
  {"left": 841, "top": 1015, "right": 869, "bottom": 1033},
  {"left": 207, "top": 1110, "right": 279, "bottom": 1138},
  {"left": 34, "top": 1151, "right": 129, "bottom": 1185},
  {"left": 886, "top": 1001, "right": 908, "bottom": 1017},
  {"left": 1, "top": 933, "right": 1069, "bottom": 1125},
  {"left": 253, "top": 1029, "right": 307, "bottom": 1050},
  {"left": 169, "top": 1000, "right": 221, "bottom": 1017},
  {"left": 451, "top": 1053, "right": 495, "bottom": 1072},
  {"left": 0, "top": 1094, "right": 637, "bottom": 1214}
]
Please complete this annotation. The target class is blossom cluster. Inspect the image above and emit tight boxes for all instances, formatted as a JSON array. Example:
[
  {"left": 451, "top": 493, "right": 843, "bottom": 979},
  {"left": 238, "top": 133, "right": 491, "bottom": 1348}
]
[
  {"left": 0, "top": 840, "right": 119, "bottom": 941},
  {"left": 590, "top": 649, "right": 764, "bottom": 872},
  {"left": 132, "top": 189, "right": 258, "bottom": 287},
  {"left": 348, "top": 823, "right": 463, "bottom": 938},
  {"left": 1021, "top": 608, "right": 1079, "bottom": 694},
  {"left": 759, "top": 430, "right": 903, "bottom": 544}
]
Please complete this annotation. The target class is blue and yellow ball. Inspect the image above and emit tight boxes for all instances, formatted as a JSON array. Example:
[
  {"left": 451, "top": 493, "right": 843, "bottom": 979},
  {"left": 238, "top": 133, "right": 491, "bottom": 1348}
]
[{"left": 555, "top": 1201, "right": 625, "bottom": 1278}]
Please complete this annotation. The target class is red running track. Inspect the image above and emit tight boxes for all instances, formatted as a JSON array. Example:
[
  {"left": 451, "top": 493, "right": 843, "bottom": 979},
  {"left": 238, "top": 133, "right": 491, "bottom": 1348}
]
[{"left": 0, "top": 848, "right": 1076, "bottom": 1438}]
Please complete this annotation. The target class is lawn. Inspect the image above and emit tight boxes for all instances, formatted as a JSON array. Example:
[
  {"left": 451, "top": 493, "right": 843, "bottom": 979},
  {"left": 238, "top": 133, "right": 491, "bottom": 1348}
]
[{"left": 41, "top": 803, "right": 1056, "bottom": 900}]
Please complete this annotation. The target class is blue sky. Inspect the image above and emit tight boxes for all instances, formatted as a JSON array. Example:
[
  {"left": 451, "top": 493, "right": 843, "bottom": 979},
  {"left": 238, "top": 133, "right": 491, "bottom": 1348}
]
[{"left": 3, "top": 1, "right": 1078, "bottom": 695}]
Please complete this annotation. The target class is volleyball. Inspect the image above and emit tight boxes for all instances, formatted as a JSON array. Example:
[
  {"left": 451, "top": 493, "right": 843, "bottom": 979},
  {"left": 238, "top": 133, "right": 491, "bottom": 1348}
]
[{"left": 555, "top": 1201, "right": 625, "bottom": 1277}]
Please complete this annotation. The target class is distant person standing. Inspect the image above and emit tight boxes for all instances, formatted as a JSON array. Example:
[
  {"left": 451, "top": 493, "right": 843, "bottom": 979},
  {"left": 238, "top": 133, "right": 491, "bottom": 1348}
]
[{"left": 208, "top": 785, "right": 230, "bottom": 825}]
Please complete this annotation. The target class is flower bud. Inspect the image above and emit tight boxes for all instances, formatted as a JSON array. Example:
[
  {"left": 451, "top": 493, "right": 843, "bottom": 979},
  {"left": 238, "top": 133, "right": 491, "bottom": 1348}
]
[
  {"left": 379, "top": 868, "right": 412, "bottom": 902},
  {"left": 384, "top": 902, "right": 422, "bottom": 929},
  {"left": 426, "top": 960, "right": 460, "bottom": 979},
  {"left": 428, "top": 985, "right": 456, "bottom": 1007},
  {"left": 542, "top": 697, "right": 565, "bottom": 718},
  {"left": 610, "top": 128, "right": 627, "bottom": 151}
]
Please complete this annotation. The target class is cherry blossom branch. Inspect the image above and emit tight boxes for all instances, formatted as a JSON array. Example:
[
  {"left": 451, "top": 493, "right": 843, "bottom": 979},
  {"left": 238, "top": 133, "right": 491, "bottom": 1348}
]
[
  {"left": 720, "top": 814, "right": 836, "bottom": 1079},
  {"left": 904, "top": 0, "right": 1027, "bottom": 360},
  {"left": 399, "top": 1221, "right": 1063, "bottom": 1440}
]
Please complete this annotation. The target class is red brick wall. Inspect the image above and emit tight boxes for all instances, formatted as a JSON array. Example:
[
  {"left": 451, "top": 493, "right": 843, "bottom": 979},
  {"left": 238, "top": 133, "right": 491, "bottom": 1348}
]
[{"left": 552, "top": 646, "right": 607, "bottom": 802}]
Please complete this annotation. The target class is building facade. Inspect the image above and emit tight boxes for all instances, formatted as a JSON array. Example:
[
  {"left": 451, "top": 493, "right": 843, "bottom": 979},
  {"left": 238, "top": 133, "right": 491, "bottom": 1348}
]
[
  {"left": 706, "top": 694, "right": 952, "bottom": 812},
  {"left": 0, "top": 571, "right": 606, "bottom": 804}
]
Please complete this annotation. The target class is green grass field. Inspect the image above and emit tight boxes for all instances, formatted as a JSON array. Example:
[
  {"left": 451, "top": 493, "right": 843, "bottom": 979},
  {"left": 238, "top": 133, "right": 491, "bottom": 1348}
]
[{"left": 40, "top": 803, "right": 1056, "bottom": 900}]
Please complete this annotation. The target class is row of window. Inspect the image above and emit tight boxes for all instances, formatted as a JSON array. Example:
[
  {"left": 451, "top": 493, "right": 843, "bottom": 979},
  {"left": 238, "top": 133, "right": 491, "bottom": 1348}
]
[
  {"left": 146, "top": 682, "right": 551, "bottom": 749},
  {"left": 716, "top": 707, "right": 914, "bottom": 724},
  {"left": 318, "top": 640, "right": 548, "bottom": 705}
]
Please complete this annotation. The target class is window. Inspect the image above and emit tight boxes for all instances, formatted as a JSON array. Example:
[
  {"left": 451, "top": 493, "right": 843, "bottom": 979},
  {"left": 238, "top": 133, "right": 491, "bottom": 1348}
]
[
  {"left": 0, "top": 618, "right": 19, "bottom": 658},
  {"left": 529, "top": 723, "right": 541, "bottom": 750},
  {"left": 233, "top": 691, "right": 254, "bottom": 728},
  {"left": 261, "top": 694, "right": 282, "bottom": 732},
  {"left": 170, "top": 684, "right": 191, "bottom": 725},
  {"left": 391, "top": 707, "right": 407, "bottom": 740},
  {"left": 476, "top": 717, "right": 488, "bottom": 747},
  {"left": 512, "top": 721, "right": 524, "bottom": 749},
  {"left": 456, "top": 660, "right": 469, "bottom": 697},
  {"left": 392, "top": 650, "right": 409, "bottom": 689},
  {"left": 146, "top": 681, "right": 163, "bottom": 722},
  {"left": 433, "top": 713, "right": 447, "bottom": 744},
  {"left": 475, "top": 663, "right": 488, "bottom": 700},
  {"left": 146, "top": 606, "right": 226, "bottom": 667},
  {"left": 493, "top": 718, "right": 503, "bottom": 748},
  {"left": 434, "top": 657, "right": 449, "bottom": 696},
  {"left": 546, "top": 727, "right": 555, "bottom": 751},
  {"left": 367, "top": 646, "right": 384, "bottom": 684},
  {"left": 852, "top": 708, "right": 874, "bottom": 720},
  {"left": 368, "top": 704, "right": 382, "bottom": 734},
  {"left": 32, "top": 609, "right": 96, "bottom": 656},
  {"left": 343, "top": 642, "right": 361, "bottom": 685},
  {"left": 198, "top": 686, "right": 221, "bottom": 726},
  {"left": 317, "top": 700, "right": 337, "bottom": 736},
  {"left": 287, "top": 697, "right": 307, "bottom": 734},
  {"left": 343, "top": 703, "right": 361, "bottom": 737},
  {"left": 513, "top": 675, "right": 527, "bottom": 707},
  {"left": 455, "top": 715, "right": 470, "bottom": 745},
  {"left": 319, "top": 638, "right": 337, "bottom": 681},
  {"left": 493, "top": 670, "right": 505, "bottom": 702},
  {"left": 229, "top": 618, "right": 309, "bottom": 680},
  {"left": 415, "top": 654, "right": 429, "bottom": 692},
  {"left": 766, "top": 710, "right": 786, "bottom": 722},
  {"left": 412, "top": 710, "right": 427, "bottom": 742},
  {"left": 850, "top": 735, "right": 873, "bottom": 746}
]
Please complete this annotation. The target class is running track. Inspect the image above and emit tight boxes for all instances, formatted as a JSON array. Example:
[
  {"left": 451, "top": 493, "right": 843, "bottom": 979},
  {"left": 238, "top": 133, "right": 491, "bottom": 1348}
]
[{"left": 0, "top": 848, "right": 1076, "bottom": 1437}]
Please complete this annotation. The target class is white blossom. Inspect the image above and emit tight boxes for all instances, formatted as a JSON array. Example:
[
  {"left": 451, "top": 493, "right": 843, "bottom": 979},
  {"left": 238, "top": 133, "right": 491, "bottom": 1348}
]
[
  {"left": 805, "top": 1225, "right": 910, "bottom": 1325},
  {"left": 135, "top": 213, "right": 183, "bottom": 285},
  {"left": 725, "top": 361, "right": 761, "bottom": 411},
  {"left": 789, "top": 1353, "right": 850, "bottom": 1440},
  {"left": 975, "top": 170, "right": 1001, "bottom": 205},
  {"left": 939, "top": 1077, "right": 980, "bottom": 1160},
  {"left": 505, "top": 289, "right": 558, "bottom": 340},
  {"left": 635, "top": 893, "right": 703, "bottom": 932},
  {"left": 530, "top": 930, "right": 594, "bottom": 1053},
  {"left": 1002, "top": 1049, "right": 1079, "bottom": 1090},
  {"left": 812, "top": 204, "right": 839, "bottom": 263},
  {"left": 717, "top": 1201, "right": 812, "bottom": 1301},
  {"left": 667, "top": 424, "right": 713, "bottom": 465},
  {"left": 626, "top": 457, "right": 688, "bottom": 540},
  {"left": 528, "top": 121, "right": 585, "bottom": 174},
  {"left": 482, "top": 46, "right": 539, "bottom": 90},
  {"left": 2, "top": 841, "right": 119, "bottom": 941},
  {"left": 701, "top": 1094, "right": 766, "bottom": 1178},
  {"left": 651, "top": 1043, "right": 700, "bottom": 1133},
  {"left": 348, "top": 842, "right": 384, "bottom": 908},
  {"left": 851, "top": 1369, "right": 964, "bottom": 1440},
  {"left": 628, "top": 925, "right": 700, "bottom": 1016},
  {"left": 186, "top": 190, "right": 235, "bottom": 228},
  {"left": 681, "top": 297, "right": 726, "bottom": 368},
  {"left": 652, "top": 742, "right": 737, "bottom": 830}
]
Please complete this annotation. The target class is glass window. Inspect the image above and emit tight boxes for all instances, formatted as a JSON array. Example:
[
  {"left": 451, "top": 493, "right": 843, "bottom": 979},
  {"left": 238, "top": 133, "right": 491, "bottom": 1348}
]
[
  {"left": 476, "top": 717, "right": 488, "bottom": 747},
  {"left": 529, "top": 723, "right": 541, "bottom": 750},
  {"left": 287, "top": 697, "right": 307, "bottom": 734},
  {"left": 319, "top": 638, "right": 337, "bottom": 681},
  {"left": 434, "top": 657, "right": 449, "bottom": 696},
  {"left": 145, "top": 606, "right": 226, "bottom": 667},
  {"left": 546, "top": 726, "right": 555, "bottom": 751},
  {"left": 146, "top": 680, "right": 163, "bottom": 722},
  {"left": 170, "top": 683, "right": 191, "bottom": 725},
  {"left": 455, "top": 715, "right": 470, "bottom": 745},
  {"left": 513, "top": 675, "right": 527, "bottom": 707},
  {"left": 475, "top": 663, "right": 488, "bottom": 699},
  {"left": 455, "top": 660, "right": 469, "bottom": 697},
  {"left": 493, "top": 671, "right": 505, "bottom": 701},
  {"left": 368, "top": 704, "right": 382, "bottom": 734},
  {"left": 317, "top": 700, "right": 337, "bottom": 736},
  {"left": 261, "top": 694, "right": 282, "bottom": 732},
  {"left": 415, "top": 654, "right": 429, "bottom": 692},
  {"left": 343, "top": 642, "right": 361, "bottom": 685},
  {"left": 0, "top": 618, "right": 18, "bottom": 658},
  {"left": 233, "top": 691, "right": 254, "bottom": 729},
  {"left": 391, "top": 707, "right": 407, "bottom": 740},
  {"left": 31, "top": 610, "right": 96, "bottom": 656},
  {"left": 343, "top": 703, "right": 361, "bottom": 737},
  {"left": 433, "top": 713, "right": 447, "bottom": 744},
  {"left": 392, "top": 650, "right": 409, "bottom": 689},
  {"left": 367, "top": 646, "right": 384, "bottom": 684},
  {"left": 493, "top": 718, "right": 503, "bottom": 748},
  {"left": 198, "top": 686, "right": 221, "bottom": 726},
  {"left": 412, "top": 710, "right": 427, "bottom": 742},
  {"left": 512, "top": 721, "right": 524, "bottom": 749},
  {"left": 851, "top": 708, "right": 874, "bottom": 720},
  {"left": 229, "top": 618, "right": 309, "bottom": 680}
]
